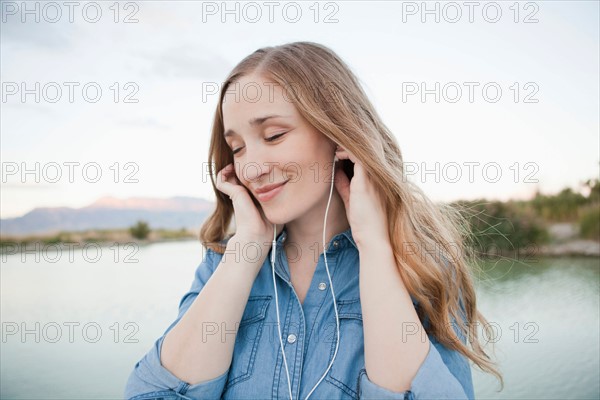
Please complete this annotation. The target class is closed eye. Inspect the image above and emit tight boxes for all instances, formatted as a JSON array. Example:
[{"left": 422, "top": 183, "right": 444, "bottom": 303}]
[
  {"left": 265, "top": 132, "right": 287, "bottom": 142},
  {"left": 232, "top": 132, "right": 287, "bottom": 155}
]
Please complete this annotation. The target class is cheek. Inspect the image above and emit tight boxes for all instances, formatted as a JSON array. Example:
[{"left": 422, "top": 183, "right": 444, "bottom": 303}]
[{"left": 291, "top": 161, "right": 329, "bottom": 192}]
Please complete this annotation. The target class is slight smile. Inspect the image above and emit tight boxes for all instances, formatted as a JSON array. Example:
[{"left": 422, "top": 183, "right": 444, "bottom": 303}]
[{"left": 255, "top": 181, "right": 288, "bottom": 202}]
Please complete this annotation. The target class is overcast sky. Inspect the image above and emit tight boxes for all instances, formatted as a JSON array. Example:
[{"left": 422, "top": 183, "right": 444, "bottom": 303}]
[{"left": 1, "top": 0, "right": 598, "bottom": 218}]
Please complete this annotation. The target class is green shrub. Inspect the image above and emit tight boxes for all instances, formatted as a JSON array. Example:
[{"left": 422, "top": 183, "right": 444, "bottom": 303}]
[
  {"left": 43, "top": 232, "right": 72, "bottom": 244},
  {"left": 453, "top": 199, "right": 550, "bottom": 255},
  {"left": 579, "top": 205, "right": 600, "bottom": 240},
  {"left": 130, "top": 221, "right": 151, "bottom": 240},
  {"left": 531, "top": 188, "right": 588, "bottom": 221}
]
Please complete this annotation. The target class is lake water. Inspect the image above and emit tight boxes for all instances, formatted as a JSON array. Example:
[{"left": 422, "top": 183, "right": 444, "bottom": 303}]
[{"left": 1, "top": 241, "right": 598, "bottom": 399}]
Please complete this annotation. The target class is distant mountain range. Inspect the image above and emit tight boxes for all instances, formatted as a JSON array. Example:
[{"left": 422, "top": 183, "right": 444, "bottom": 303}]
[{"left": 0, "top": 196, "right": 215, "bottom": 236}]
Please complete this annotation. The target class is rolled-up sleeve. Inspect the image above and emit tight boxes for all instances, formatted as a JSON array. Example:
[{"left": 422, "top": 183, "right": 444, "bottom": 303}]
[
  {"left": 358, "top": 294, "right": 474, "bottom": 400},
  {"left": 124, "top": 248, "right": 230, "bottom": 400}
]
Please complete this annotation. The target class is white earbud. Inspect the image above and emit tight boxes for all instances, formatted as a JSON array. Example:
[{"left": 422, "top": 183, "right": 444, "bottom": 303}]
[{"left": 270, "top": 152, "right": 340, "bottom": 400}]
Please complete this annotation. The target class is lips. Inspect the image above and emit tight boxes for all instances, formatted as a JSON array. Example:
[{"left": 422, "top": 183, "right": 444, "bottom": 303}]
[{"left": 254, "top": 180, "right": 288, "bottom": 202}]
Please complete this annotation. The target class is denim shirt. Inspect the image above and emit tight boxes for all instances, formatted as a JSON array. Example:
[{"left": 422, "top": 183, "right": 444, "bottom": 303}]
[{"left": 124, "top": 227, "right": 475, "bottom": 400}]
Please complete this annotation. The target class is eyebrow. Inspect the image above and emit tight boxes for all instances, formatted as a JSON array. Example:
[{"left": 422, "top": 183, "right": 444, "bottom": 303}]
[{"left": 223, "top": 114, "right": 288, "bottom": 138}]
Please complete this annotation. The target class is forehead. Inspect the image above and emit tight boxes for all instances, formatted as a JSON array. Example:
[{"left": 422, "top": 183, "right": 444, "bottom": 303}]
[{"left": 222, "top": 75, "right": 297, "bottom": 126}]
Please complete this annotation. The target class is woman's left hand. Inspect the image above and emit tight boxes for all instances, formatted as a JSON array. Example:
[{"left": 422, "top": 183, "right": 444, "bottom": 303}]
[{"left": 334, "top": 146, "right": 389, "bottom": 249}]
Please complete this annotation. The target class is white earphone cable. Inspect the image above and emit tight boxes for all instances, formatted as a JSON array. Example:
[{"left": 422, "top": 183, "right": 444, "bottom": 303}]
[{"left": 271, "top": 154, "right": 340, "bottom": 400}]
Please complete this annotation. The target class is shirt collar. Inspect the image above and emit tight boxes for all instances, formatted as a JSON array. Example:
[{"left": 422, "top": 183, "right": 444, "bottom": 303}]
[
  {"left": 276, "top": 225, "right": 358, "bottom": 251},
  {"left": 271, "top": 225, "right": 356, "bottom": 284}
]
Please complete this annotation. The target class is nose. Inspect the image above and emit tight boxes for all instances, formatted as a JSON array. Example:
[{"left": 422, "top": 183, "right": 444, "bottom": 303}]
[{"left": 237, "top": 145, "right": 275, "bottom": 183}]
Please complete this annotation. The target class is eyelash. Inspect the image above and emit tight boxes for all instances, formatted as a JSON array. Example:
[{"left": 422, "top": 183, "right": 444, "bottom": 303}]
[{"left": 232, "top": 132, "right": 287, "bottom": 155}]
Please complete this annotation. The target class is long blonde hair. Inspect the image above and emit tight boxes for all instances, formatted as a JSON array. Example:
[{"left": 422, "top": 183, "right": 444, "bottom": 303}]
[{"left": 200, "top": 41, "right": 503, "bottom": 389}]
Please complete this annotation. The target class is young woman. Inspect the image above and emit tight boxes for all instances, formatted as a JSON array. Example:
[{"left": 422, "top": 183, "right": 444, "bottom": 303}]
[{"left": 125, "top": 41, "right": 503, "bottom": 400}]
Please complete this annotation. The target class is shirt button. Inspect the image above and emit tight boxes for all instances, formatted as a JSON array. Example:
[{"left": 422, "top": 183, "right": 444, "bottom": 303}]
[
  {"left": 287, "top": 334, "right": 297, "bottom": 344},
  {"left": 333, "top": 240, "right": 339, "bottom": 248},
  {"left": 318, "top": 282, "right": 327, "bottom": 291}
]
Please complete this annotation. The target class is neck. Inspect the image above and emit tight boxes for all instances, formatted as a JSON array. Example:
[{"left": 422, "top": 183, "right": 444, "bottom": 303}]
[{"left": 284, "top": 191, "right": 349, "bottom": 256}]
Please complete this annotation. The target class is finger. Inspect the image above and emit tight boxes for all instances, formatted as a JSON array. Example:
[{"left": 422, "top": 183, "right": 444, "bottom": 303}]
[
  {"left": 335, "top": 146, "right": 358, "bottom": 165},
  {"left": 334, "top": 164, "right": 350, "bottom": 209},
  {"left": 217, "top": 164, "right": 233, "bottom": 182},
  {"left": 336, "top": 147, "right": 366, "bottom": 183},
  {"left": 216, "top": 164, "right": 237, "bottom": 199},
  {"left": 216, "top": 164, "right": 229, "bottom": 188},
  {"left": 352, "top": 159, "right": 366, "bottom": 185}
]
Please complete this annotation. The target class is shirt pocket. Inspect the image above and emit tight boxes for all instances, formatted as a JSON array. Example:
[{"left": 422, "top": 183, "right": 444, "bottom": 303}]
[
  {"left": 224, "top": 295, "right": 272, "bottom": 391},
  {"left": 325, "top": 298, "right": 365, "bottom": 400}
]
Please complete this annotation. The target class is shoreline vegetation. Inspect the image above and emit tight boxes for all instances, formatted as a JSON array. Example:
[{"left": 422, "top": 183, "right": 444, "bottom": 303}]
[
  {"left": 451, "top": 178, "right": 599, "bottom": 259},
  {"left": 1, "top": 179, "right": 598, "bottom": 258},
  {"left": 0, "top": 226, "right": 197, "bottom": 254}
]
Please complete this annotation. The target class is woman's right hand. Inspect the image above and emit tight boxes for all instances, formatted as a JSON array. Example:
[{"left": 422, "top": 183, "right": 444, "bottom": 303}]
[{"left": 216, "top": 163, "right": 281, "bottom": 247}]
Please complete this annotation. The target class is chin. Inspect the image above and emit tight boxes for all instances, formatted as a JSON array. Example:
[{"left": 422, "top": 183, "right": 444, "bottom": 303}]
[
  {"left": 262, "top": 209, "right": 291, "bottom": 226},
  {"left": 262, "top": 200, "right": 303, "bottom": 226}
]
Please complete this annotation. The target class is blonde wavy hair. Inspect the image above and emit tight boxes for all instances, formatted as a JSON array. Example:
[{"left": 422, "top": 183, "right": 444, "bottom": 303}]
[{"left": 199, "top": 41, "right": 503, "bottom": 389}]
